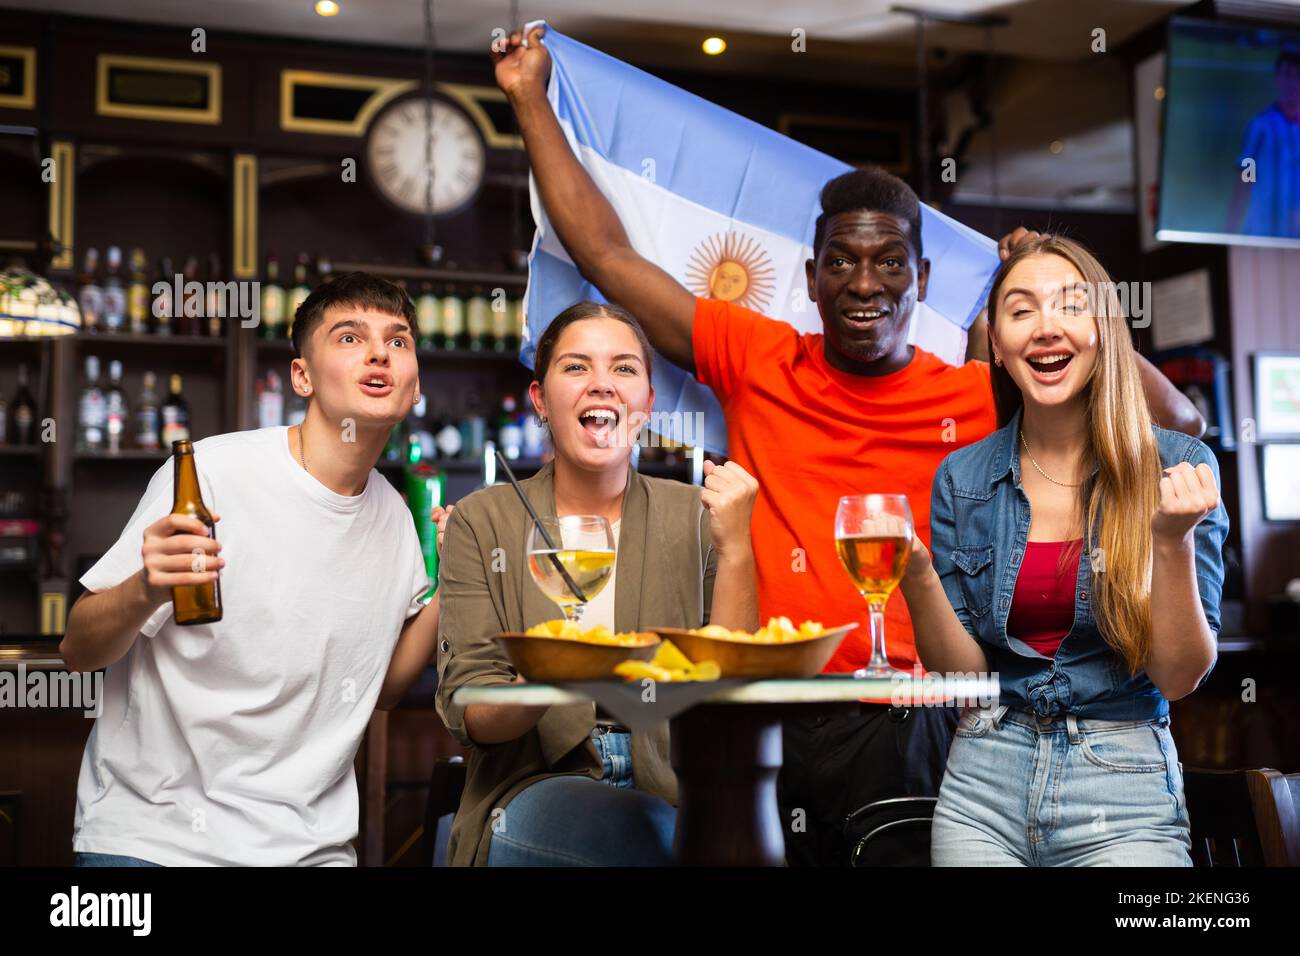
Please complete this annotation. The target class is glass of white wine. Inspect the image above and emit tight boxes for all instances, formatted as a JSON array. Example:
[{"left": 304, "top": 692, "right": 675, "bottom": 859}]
[
  {"left": 834, "top": 494, "right": 914, "bottom": 679},
  {"left": 526, "top": 515, "right": 616, "bottom": 623}
]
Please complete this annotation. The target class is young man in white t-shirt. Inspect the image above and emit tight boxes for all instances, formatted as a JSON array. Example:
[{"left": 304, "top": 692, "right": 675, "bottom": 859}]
[{"left": 60, "top": 272, "right": 444, "bottom": 866}]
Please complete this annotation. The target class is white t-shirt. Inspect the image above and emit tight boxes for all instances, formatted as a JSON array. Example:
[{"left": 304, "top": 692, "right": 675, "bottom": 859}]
[{"left": 73, "top": 426, "right": 430, "bottom": 866}]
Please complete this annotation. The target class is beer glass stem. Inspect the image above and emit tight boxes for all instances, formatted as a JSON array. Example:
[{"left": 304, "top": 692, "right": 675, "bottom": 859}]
[{"left": 865, "top": 599, "right": 891, "bottom": 675}]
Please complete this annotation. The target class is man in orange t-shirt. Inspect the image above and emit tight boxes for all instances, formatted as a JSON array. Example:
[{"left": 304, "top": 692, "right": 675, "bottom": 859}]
[
  {"left": 496, "top": 24, "right": 1205, "bottom": 866},
  {"left": 694, "top": 295, "right": 997, "bottom": 674}
]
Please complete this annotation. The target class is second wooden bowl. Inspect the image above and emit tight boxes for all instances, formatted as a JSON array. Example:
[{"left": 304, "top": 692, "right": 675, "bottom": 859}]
[
  {"left": 496, "top": 632, "right": 661, "bottom": 683},
  {"left": 651, "top": 624, "right": 856, "bottom": 679}
]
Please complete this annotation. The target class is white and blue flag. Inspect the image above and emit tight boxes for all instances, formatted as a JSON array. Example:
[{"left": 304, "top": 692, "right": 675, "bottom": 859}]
[{"left": 521, "top": 25, "right": 1000, "bottom": 454}]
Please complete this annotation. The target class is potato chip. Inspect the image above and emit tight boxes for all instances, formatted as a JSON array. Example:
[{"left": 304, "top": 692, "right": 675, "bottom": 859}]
[
  {"left": 613, "top": 661, "right": 676, "bottom": 682},
  {"left": 687, "top": 660, "right": 721, "bottom": 681},
  {"left": 687, "top": 617, "right": 829, "bottom": 644},
  {"left": 651, "top": 640, "right": 695, "bottom": 673},
  {"left": 524, "top": 619, "right": 654, "bottom": 646},
  {"left": 612, "top": 639, "right": 719, "bottom": 683}
]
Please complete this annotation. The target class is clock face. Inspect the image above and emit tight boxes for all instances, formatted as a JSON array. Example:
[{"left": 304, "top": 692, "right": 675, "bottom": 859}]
[{"left": 365, "top": 96, "right": 486, "bottom": 216}]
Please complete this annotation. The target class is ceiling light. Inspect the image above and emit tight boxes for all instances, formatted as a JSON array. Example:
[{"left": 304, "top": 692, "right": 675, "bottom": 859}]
[
  {"left": 315, "top": 1, "right": 339, "bottom": 16},
  {"left": 1049, "top": 140, "right": 1064, "bottom": 154},
  {"left": 702, "top": 37, "right": 726, "bottom": 55}
]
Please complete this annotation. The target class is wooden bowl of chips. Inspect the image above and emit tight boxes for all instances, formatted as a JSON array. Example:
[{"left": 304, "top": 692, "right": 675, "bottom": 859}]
[
  {"left": 652, "top": 619, "right": 856, "bottom": 679},
  {"left": 497, "top": 622, "right": 661, "bottom": 682}
]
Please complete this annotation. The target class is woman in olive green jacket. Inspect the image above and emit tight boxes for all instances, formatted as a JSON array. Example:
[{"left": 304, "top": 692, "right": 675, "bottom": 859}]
[{"left": 435, "top": 302, "right": 759, "bottom": 866}]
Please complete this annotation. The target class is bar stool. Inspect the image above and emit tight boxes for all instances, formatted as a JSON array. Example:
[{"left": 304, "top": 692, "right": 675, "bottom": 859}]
[{"left": 421, "top": 756, "right": 466, "bottom": 867}]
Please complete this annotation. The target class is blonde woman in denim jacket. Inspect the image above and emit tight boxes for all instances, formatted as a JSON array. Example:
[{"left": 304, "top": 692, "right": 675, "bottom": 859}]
[{"left": 892, "top": 236, "right": 1228, "bottom": 866}]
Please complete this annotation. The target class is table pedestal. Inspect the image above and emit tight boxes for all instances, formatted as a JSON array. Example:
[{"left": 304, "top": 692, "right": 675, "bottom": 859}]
[{"left": 670, "top": 704, "right": 786, "bottom": 866}]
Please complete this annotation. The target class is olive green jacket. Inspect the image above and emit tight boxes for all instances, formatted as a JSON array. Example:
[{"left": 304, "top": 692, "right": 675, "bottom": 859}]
[{"left": 434, "top": 460, "right": 716, "bottom": 866}]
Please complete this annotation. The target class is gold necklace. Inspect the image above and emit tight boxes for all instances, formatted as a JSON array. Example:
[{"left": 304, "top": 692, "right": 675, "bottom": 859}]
[
  {"left": 1019, "top": 430, "right": 1083, "bottom": 488},
  {"left": 297, "top": 425, "right": 308, "bottom": 474}
]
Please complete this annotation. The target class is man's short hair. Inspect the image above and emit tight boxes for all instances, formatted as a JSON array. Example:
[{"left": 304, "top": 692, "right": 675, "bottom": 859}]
[
  {"left": 290, "top": 271, "right": 416, "bottom": 357},
  {"left": 812, "top": 166, "right": 924, "bottom": 262}
]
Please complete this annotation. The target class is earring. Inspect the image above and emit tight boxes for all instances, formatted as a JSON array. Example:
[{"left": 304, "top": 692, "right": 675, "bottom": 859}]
[
  {"left": 993, "top": 356, "right": 1002, "bottom": 366},
  {"left": 539, "top": 415, "right": 548, "bottom": 424}
]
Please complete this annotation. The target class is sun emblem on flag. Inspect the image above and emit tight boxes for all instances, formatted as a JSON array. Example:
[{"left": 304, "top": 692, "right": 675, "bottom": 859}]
[{"left": 684, "top": 231, "right": 776, "bottom": 312}]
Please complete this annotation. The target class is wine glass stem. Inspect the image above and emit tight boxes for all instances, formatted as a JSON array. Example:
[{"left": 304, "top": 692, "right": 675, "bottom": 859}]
[{"left": 868, "top": 600, "right": 889, "bottom": 669}]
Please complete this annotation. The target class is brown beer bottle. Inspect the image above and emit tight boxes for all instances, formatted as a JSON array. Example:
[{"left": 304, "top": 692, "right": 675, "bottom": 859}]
[{"left": 171, "top": 439, "right": 222, "bottom": 625}]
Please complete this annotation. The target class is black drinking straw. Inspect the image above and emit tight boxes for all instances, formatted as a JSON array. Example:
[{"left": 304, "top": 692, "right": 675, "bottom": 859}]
[{"left": 494, "top": 448, "right": 589, "bottom": 603}]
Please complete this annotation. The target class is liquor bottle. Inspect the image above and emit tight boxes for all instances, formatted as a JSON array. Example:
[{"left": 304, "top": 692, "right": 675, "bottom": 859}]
[
  {"left": 514, "top": 297, "right": 526, "bottom": 355},
  {"left": 135, "top": 371, "right": 160, "bottom": 451},
  {"left": 258, "top": 370, "right": 284, "bottom": 429},
  {"left": 383, "top": 420, "right": 406, "bottom": 462},
  {"left": 259, "top": 254, "right": 286, "bottom": 339},
  {"left": 170, "top": 440, "right": 222, "bottom": 626},
  {"left": 433, "top": 403, "right": 462, "bottom": 461},
  {"left": 176, "top": 255, "right": 202, "bottom": 336},
  {"left": 287, "top": 253, "right": 311, "bottom": 341},
  {"left": 160, "top": 374, "right": 191, "bottom": 447},
  {"left": 404, "top": 463, "right": 445, "bottom": 597},
  {"left": 8, "top": 363, "right": 37, "bottom": 446},
  {"left": 205, "top": 253, "right": 224, "bottom": 338},
  {"left": 104, "top": 359, "right": 129, "bottom": 454},
  {"left": 415, "top": 282, "right": 438, "bottom": 349},
  {"left": 102, "top": 246, "right": 126, "bottom": 334},
  {"left": 78, "top": 248, "right": 103, "bottom": 334},
  {"left": 78, "top": 356, "right": 106, "bottom": 451},
  {"left": 466, "top": 285, "right": 490, "bottom": 352},
  {"left": 490, "top": 290, "right": 512, "bottom": 352},
  {"left": 154, "top": 256, "right": 175, "bottom": 336},
  {"left": 408, "top": 395, "right": 435, "bottom": 462},
  {"left": 460, "top": 391, "right": 487, "bottom": 459},
  {"left": 496, "top": 394, "right": 523, "bottom": 460},
  {"left": 439, "top": 284, "right": 466, "bottom": 351},
  {"left": 127, "top": 247, "right": 150, "bottom": 335}
]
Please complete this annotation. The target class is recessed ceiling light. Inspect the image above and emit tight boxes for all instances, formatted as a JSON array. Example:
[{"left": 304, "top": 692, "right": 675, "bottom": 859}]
[
  {"left": 315, "top": 1, "right": 339, "bottom": 16},
  {"left": 702, "top": 37, "right": 726, "bottom": 55},
  {"left": 1154, "top": 85, "right": 1165, "bottom": 101},
  {"left": 1049, "top": 140, "right": 1064, "bottom": 154}
]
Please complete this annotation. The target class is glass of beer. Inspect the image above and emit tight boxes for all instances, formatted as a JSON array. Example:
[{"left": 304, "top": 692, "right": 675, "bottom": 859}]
[
  {"left": 834, "top": 494, "right": 913, "bottom": 678},
  {"left": 526, "top": 515, "right": 616, "bottom": 623}
]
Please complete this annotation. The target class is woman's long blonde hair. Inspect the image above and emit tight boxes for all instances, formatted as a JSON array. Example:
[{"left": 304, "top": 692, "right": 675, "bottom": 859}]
[{"left": 986, "top": 236, "right": 1161, "bottom": 674}]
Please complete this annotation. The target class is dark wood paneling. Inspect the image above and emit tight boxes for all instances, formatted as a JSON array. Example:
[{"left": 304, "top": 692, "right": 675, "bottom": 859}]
[
  {"left": 0, "top": 705, "right": 94, "bottom": 866},
  {"left": 1227, "top": 246, "right": 1300, "bottom": 630}
]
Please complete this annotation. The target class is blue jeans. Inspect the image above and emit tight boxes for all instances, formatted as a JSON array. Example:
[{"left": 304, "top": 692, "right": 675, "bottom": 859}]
[
  {"left": 487, "top": 730, "right": 677, "bottom": 866},
  {"left": 75, "top": 852, "right": 162, "bottom": 867},
  {"left": 932, "top": 706, "right": 1192, "bottom": 866}
]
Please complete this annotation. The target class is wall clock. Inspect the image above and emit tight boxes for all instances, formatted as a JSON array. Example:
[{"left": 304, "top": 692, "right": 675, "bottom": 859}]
[{"left": 365, "top": 93, "right": 486, "bottom": 216}]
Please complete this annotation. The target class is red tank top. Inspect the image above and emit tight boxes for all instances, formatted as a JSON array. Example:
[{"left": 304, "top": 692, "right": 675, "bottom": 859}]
[{"left": 1007, "top": 539, "right": 1082, "bottom": 658}]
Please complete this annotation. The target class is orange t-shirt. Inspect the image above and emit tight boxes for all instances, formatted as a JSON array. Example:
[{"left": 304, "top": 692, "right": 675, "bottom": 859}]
[{"left": 693, "top": 297, "right": 998, "bottom": 673}]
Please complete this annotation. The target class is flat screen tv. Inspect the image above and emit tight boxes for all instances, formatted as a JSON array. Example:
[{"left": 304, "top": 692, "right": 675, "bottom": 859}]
[{"left": 1158, "top": 17, "right": 1300, "bottom": 248}]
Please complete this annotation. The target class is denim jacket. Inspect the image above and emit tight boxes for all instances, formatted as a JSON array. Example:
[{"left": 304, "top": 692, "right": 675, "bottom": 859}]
[{"left": 929, "top": 406, "right": 1229, "bottom": 720}]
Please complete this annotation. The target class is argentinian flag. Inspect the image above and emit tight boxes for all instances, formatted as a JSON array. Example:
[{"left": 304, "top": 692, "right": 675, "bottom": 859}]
[{"left": 521, "top": 25, "right": 999, "bottom": 454}]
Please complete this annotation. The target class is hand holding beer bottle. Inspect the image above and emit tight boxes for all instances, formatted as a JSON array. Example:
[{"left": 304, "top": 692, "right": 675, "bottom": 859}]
[
  {"left": 140, "top": 512, "right": 224, "bottom": 609},
  {"left": 139, "top": 440, "right": 224, "bottom": 624}
]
